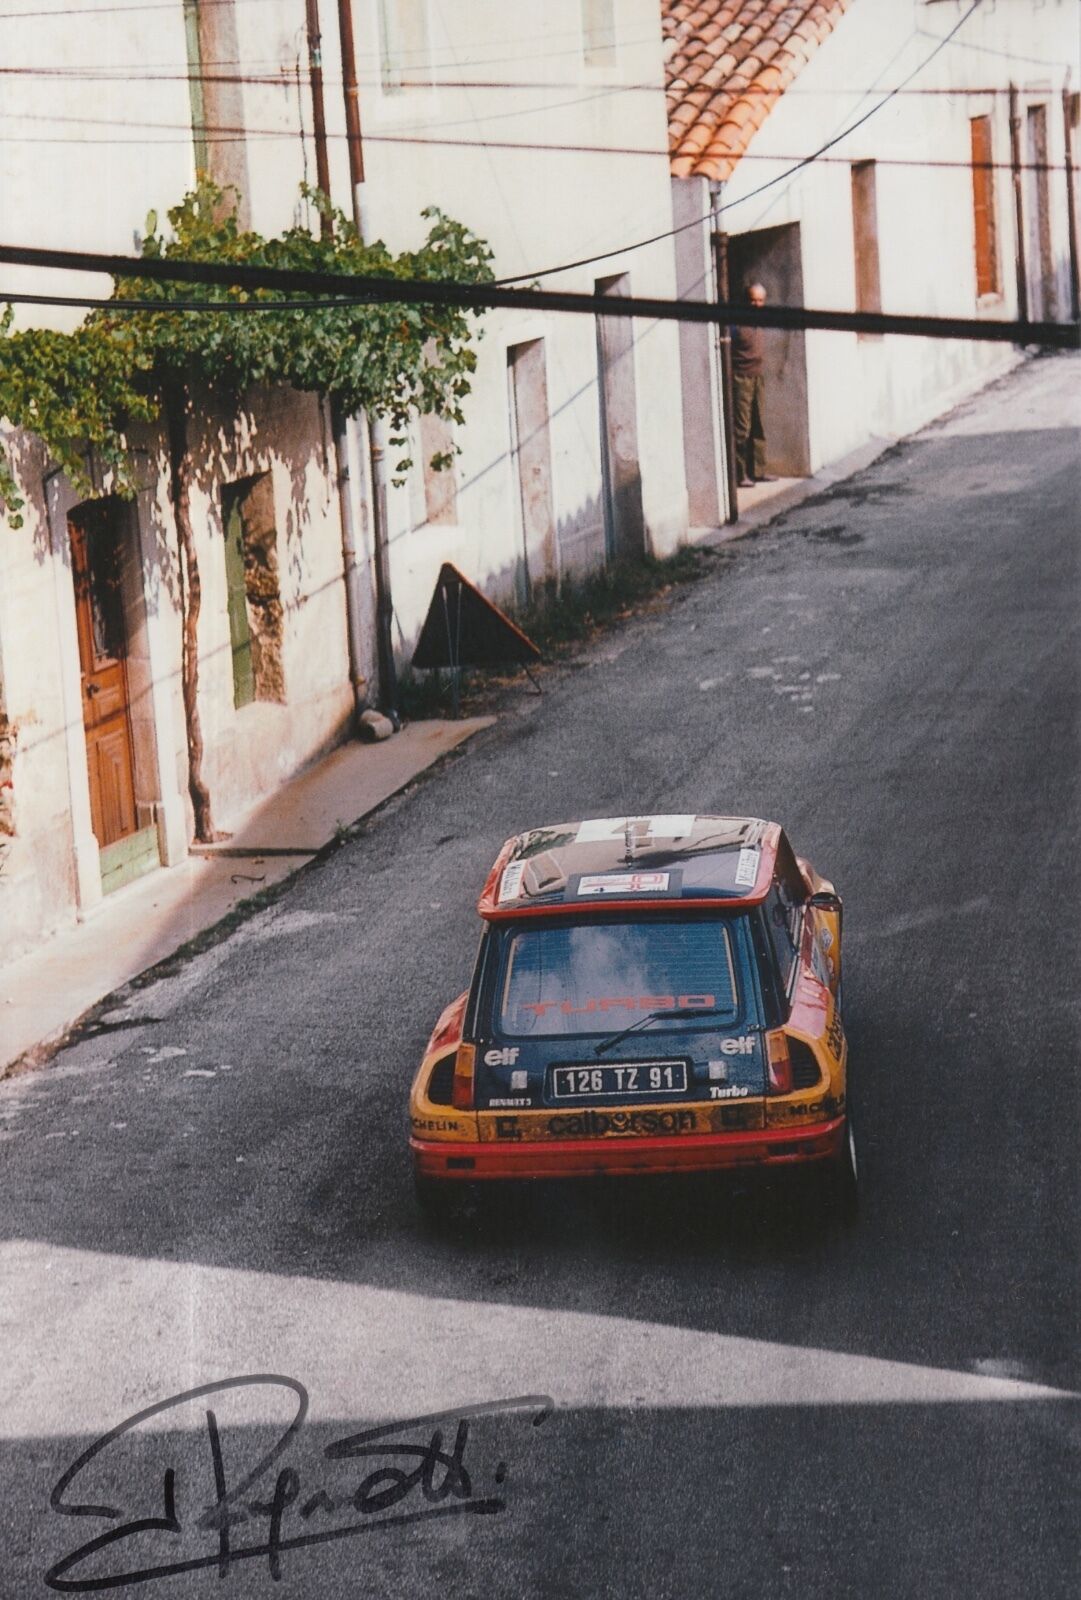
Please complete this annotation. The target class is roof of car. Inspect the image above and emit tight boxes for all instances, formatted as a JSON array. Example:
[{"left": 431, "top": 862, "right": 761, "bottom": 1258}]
[{"left": 478, "top": 814, "right": 781, "bottom": 920}]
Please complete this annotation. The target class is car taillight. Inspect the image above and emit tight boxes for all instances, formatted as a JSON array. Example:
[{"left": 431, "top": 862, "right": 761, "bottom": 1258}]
[
  {"left": 452, "top": 1042, "right": 476, "bottom": 1109},
  {"left": 765, "top": 1030, "right": 793, "bottom": 1094}
]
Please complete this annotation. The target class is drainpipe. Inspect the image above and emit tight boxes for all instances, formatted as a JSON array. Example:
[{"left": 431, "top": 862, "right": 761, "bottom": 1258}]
[
  {"left": 1062, "top": 78, "right": 1080, "bottom": 325},
  {"left": 1009, "top": 84, "right": 1029, "bottom": 332},
  {"left": 338, "top": 0, "right": 398, "bottom": 720},
  {"left": 708, "top": 179, "right": 740, "bottom": 525},
  {"left": 306, "top": 0, "right": 367, "bottom": 724}
]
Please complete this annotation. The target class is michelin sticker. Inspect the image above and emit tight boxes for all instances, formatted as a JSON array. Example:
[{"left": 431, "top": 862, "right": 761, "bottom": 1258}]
[
  {"left": 498, "top": 861, "right": 526, "bottom": 902},
  {"left": 578, "top": 872, "right": 670, "bottom": 896},
  {"left": 734, "top": 847, "right": 760, "bottom": 887}
]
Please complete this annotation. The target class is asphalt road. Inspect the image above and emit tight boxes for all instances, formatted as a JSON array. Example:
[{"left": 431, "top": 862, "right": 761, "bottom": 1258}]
[{"left": 2, "top": 353, "right": 1078, "bottom": 1599}]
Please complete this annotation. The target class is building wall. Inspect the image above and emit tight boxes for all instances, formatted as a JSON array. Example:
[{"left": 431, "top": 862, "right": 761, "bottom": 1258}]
[
  {"left": 0, "top": 0, "right": 694, "bottom": 962},
  {"left": 231, "top": 0, "right": 692, "bottom": 638},
  {"left": 712, "top": 0, "right": 1078, "bottom": 472}
]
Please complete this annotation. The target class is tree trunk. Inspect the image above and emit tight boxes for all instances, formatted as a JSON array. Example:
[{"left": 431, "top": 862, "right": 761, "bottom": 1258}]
[{"left": 165, "top": 386, "right": 215, "bottom": 842}]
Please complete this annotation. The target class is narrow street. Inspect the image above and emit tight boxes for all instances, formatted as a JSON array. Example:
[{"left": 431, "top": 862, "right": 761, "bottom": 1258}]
[{"left": 2, "top": 353, "right": 1078, "bottom": 1598}]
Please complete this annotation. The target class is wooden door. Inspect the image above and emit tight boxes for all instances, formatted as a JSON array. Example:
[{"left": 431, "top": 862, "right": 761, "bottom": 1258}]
[{"left": 70, "top": 504, "right": 137, "bottom": 849}]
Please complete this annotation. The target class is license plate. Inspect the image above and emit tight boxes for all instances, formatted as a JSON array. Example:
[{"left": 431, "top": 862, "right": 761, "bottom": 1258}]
[{"left": 550, "top": 1061, "right": 688, "bottom": 1099}]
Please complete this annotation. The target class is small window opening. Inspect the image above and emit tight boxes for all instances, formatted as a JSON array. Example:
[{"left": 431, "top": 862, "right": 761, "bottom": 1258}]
[
  {"left": 420, "top": 412, "right": 458, "bottom": 525},
  {"left": 582, "top": 0, "right": 617, "bottom": 68},
  {"left": 221, "top": 473, "right": 285, "bottom": 710},
  {"left": 379, "top": 0, "right": 431, "bottom": 94}
]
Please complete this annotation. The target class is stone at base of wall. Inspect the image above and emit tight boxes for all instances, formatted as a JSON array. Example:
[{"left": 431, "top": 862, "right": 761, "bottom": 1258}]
[{"left": 359, "top": 710, "right": 395, "bottom": 742}]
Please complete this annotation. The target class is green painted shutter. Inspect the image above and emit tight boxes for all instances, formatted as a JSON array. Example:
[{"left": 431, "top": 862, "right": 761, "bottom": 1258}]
[{"left": 223, "top": 492, "right": 254, "bottom": 709}]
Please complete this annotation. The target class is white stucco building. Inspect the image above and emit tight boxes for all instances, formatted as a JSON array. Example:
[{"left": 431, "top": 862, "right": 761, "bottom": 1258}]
[{"left": 0, "top": 0, "right": 691, "bottom": 962}]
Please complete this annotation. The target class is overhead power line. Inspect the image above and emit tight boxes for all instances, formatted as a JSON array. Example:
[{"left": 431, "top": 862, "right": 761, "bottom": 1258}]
[
  {"left": 0, "top": 241, "right": 1076, "bottom": 350},
  {"left": 0, "top": 108, "right": 1070, "bottom": 178}
]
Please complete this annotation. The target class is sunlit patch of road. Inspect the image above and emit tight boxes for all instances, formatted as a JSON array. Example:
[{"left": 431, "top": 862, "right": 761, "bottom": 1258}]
[{"left": 2, "top": 1241, "right": 1073, "bottom": 1442}]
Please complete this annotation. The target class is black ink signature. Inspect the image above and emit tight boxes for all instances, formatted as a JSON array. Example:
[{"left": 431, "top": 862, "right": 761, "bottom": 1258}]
[{"left": 44, "top": 1375, "right": 553, "bottom": 1591}]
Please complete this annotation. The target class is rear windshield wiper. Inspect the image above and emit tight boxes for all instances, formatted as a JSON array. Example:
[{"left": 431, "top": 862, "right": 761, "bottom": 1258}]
[{"left": 593, "top": 1007, "right": 728, "bottom": 1058}]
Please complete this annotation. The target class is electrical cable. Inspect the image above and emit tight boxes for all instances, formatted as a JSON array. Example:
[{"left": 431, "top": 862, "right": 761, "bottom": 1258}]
[
  {"left": 491, "top": 0, "right": 987, "bottom": 285},
  {"left": 0, "top": 245, "right": 1076, "bottom": 349},
  {"left": 0, "top": 107, "right": 1067, "bottom": 176}
]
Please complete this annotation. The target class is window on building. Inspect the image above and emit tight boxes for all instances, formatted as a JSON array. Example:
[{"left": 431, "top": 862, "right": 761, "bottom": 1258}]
[
  {"left": 379, "top": 0, "right": 431, "bottom": 93},
  {"left": 221, "top": 474, "right": 285, "bottom": 710},
  {"left": 970, "top": 114, "right": 1000, "bottom": 299},
  {"left": 850, "top": 160, "right": 882, "bottom": 335},
  {"left": 582, "top": 0, "right": 617, "bottom": 68}
]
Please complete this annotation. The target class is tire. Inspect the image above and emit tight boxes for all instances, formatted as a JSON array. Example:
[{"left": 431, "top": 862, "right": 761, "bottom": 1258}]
[{"left": 823, "top": 1114, "right": 859, "bottom": 1223}]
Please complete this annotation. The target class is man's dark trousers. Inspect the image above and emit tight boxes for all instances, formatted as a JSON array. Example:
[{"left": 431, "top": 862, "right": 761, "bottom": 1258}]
[{"left": 733, "top": 372, "right": 766, "bottom": 481}]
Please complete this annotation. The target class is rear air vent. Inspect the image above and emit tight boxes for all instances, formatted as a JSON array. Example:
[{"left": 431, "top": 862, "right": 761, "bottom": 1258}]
[
  {"left": 427, "top": 1054, "right": 455, "bottom": 1105},
  {"left": 790, "top": 1039, "right": 822, "bottom": 1091}
]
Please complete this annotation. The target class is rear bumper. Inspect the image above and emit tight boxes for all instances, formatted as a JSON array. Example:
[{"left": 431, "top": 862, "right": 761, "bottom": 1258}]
[{"left": 411, "top": 1115, "right": 845, "bottom": 1182}]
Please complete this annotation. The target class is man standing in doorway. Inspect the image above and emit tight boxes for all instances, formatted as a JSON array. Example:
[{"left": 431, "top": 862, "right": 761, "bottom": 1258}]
[{"left": 732, "top": 282, "right": 774, "bottom": 488}]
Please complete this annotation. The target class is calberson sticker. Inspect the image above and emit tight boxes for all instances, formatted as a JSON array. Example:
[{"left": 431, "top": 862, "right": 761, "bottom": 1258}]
[{"left": 550, "top": 1108, "right": 696, "bottom": 1138}]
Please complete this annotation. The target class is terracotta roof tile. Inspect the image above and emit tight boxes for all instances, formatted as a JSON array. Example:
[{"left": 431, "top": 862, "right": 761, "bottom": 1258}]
[{"left": 662, "top": 0, "right": 855, "bottom": 181}]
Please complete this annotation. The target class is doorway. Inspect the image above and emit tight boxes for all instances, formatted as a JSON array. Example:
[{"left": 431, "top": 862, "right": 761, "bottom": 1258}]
[
  {"left": 595, "top": 273, "right": 646, "bottom": 562},
  {"left": 69, "top": 501, "right": 159, "bottom": 893},
  {"left": 728, "top": 222, "right": 811, "bottom": 478},
  {"left": 507, "top": 338, "right": 557, "bottom": 604},
  {"left": 1025, "top": 103, "right": 1056, "bottom": 321}
]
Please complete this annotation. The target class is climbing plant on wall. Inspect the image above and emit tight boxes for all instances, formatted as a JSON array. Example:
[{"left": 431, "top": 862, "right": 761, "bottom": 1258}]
[{"left": 0, "top": 179, "right": 493, "bottom": 841}]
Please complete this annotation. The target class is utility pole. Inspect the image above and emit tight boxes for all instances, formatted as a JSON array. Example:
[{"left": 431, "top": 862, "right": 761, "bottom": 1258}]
[
  {"left": 1009, "top": 84, "right": 1029, "bottom": 331},
  {"left": 337, "top": 0, "right": 398, "bottom": 722},
  {"left": 305, "top": 0, "right": 367, "bottom": 725},
  {"left": 708, "top": 180, "right": 740, "bottom": 526},
  {"left": 303, "top": 0, "right": 332, "bottom": 231},
  {"left": 1063, "top": 80, "right": 1080, "bottom": 325}
]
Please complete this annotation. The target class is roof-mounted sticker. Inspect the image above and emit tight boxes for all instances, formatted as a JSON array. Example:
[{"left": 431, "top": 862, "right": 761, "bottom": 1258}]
[
  {"left": 498, "top": 861, "right": 527, "bottom": 902},
  {"left": 577, "top": 872, "right": 671, "bottom": 897},
  {"left": 574, "top": 815, "right": 695, "bottom": 845},
  {"left": 734, "top": 848, "right": 760, "bottom": 888}
]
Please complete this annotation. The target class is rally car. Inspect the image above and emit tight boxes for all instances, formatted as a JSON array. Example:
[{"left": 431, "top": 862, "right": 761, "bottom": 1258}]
[{"left": 409, "top": 813, "right": 856, "bottom": 1217}]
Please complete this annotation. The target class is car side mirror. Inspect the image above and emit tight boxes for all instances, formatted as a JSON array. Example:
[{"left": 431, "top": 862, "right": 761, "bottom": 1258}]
[{"left": 808, "top": 890, "right": 842, "bottom": 913}]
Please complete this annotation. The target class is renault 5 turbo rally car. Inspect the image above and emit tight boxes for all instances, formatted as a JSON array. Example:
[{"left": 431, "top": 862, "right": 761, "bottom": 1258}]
[{"left": 409, "top": 813, "right": 856, "bottom": 1216}]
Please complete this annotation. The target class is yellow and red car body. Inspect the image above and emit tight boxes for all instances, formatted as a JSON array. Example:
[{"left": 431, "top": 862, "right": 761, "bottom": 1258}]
[{"left": 409, "top": 814, "right": 855, "bottom": 1211}]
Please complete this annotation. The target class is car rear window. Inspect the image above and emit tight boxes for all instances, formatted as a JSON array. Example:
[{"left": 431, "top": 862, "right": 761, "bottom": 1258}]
[{"left": 496, "top": 918, "right": 740, "bottom": 1038}]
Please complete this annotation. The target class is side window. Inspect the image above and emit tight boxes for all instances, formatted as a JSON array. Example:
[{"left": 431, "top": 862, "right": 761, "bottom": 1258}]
[
  {"left": 765, "top": 836, "right": 807, "bottom": 995},
  {"left": 774, "top": 831, "right": 807, "bottom": 905},
  {"left": 765, "top": 884, "right": 798, "bottom": 995}
]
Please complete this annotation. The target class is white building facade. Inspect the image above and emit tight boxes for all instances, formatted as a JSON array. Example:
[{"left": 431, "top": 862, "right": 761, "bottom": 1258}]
[{"left": 666, "top": 0, "right": 1081, "bottom": 514}]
